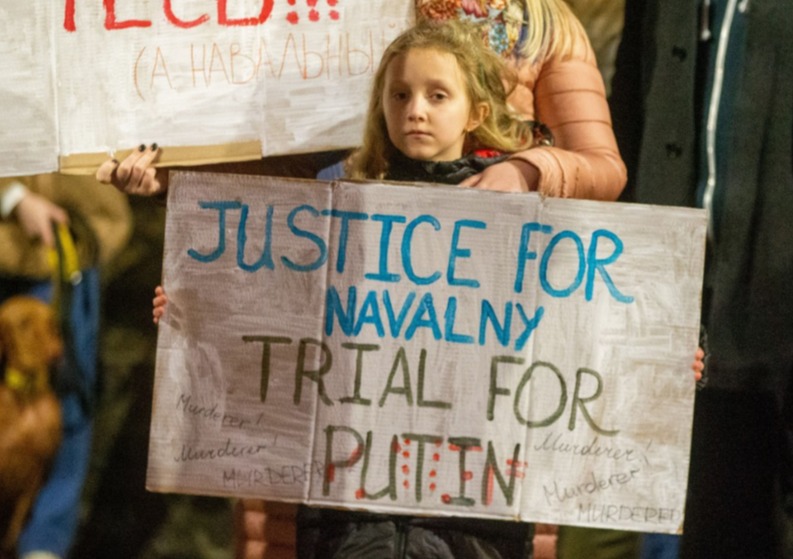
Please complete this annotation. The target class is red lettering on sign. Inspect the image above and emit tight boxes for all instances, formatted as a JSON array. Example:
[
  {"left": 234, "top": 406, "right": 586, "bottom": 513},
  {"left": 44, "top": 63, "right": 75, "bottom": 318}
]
[
  {"left": 65, "top": 0, "right": 334, "bottom": 32},
  {"left": 64, "top": 0, "right": 76, "bottom": 31},
  {"left": 164, "top": 0, "right": 210, "bottom": 28},
  {"left": 104, "top": 0, "right": 152, "bottom": 30},
  {"left": 218, "top": 0, "right": 274, "bottom": 26}
]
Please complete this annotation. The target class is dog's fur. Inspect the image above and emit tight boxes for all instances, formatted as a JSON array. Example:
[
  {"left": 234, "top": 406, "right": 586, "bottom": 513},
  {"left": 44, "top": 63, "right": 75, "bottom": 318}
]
[{"left": 0, "top": 296, "right": 63, "bottom": 559}]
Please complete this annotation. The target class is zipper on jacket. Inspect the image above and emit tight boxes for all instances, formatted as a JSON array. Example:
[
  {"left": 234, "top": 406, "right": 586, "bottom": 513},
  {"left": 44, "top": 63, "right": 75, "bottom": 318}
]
[
  {"left": 702, "top": 0, "right": 739, "bottom": 240},
  {"left": 395, "top": 517, "right": 407, "bottom": 559}
]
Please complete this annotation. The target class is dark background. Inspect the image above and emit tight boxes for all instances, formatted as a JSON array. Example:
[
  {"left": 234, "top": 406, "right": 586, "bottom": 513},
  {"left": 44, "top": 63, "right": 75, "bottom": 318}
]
[{"left": 69, "top": 197, "right": 234, "bottom": 559}]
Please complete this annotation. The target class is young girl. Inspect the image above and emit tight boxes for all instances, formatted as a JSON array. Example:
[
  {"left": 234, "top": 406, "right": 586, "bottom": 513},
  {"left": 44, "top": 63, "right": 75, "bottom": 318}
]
[
  {"left": 298, "top": 20, "right": 546, "bottom": 558},
  {"left": 152, "top": 18, "right": 704, "bottom": 559},
  {"left": 347, "top": 17, "right": 535, "bottom": 181},
  {"left": 151, "top": 21, "right": 541, "bottom": 559},
  {"left": 151, "top": 19, "right": 541, "bottom": 559}
]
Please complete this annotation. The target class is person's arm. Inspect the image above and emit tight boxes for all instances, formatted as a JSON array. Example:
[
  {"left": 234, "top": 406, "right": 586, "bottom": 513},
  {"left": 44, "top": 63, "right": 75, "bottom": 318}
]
[
  {"left": 97, "top": 146, "right": 354, "bottom": 197},
  {"left": 0, "top": 179, "right": 29, "bottom": 219},
  {"left": 515, "top": 21, "right": 626, "bottom": 200},
  {"left": 464, "top": 19, "right": 626, "bottom": 201},
  {"left": 0, "top": 178, "right": 69, "bottom": 247}
]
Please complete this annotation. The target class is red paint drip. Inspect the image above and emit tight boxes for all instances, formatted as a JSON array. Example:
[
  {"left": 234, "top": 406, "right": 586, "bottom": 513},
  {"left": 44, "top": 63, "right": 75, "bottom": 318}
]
[
  {"left": 64, "top": 0, "right": 76, "bottom": 31},
  {"left": 349, "top": 444, "right": 364, "bottom": 464},
  {"left": 286, "top": 11, "right": 299, "bottom": 23},
  {"left": 104, "top": 0, "right": 152, "bottom": 29},
  {"left": 484, "top": 469, "right": 494, "bottom": 505}
]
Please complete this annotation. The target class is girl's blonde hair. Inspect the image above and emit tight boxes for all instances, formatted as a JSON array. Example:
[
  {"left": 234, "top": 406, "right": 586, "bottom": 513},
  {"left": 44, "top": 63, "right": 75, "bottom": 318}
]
[{"left": 348, "top": 19, "right": 531, "bottom": 180}]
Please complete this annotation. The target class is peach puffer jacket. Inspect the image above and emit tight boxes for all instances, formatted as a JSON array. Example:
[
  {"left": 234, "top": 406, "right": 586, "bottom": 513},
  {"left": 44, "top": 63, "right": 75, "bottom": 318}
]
[{"left": 507, "top": 22, "right": 626, "bottom": 201}]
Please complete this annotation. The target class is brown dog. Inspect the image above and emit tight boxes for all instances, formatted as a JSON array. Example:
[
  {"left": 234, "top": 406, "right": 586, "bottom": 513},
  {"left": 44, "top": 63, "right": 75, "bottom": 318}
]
[{"left": 0, "top": 296, "right": 63, "bottom": 559}]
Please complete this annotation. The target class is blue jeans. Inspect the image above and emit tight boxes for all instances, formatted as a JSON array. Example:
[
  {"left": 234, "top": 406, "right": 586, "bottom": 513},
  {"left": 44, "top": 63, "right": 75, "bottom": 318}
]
[{"left": 641, "top": 533, "right": 680, "bottom": 559}]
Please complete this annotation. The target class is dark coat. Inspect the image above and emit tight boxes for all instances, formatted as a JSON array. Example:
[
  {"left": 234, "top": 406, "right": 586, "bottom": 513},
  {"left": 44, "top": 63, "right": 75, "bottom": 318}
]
[
  {"left": 609, "top": 0, "right": 793, "bottom": 376},
  {"left": 297, "top": 507, "right": 534, "bottom": 559}
]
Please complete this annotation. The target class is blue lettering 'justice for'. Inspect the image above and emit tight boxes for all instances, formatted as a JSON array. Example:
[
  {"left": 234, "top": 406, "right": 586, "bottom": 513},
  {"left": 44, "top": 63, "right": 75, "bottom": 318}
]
[{"left": 187, "top": 201, "right": 634, "bottom": 304}]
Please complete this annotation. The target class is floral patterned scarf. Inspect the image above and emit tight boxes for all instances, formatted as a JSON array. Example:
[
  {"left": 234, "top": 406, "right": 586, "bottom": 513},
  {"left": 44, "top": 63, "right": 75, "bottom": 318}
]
[{"left": 415, "top": 0, "right": 527, "bottom": 57}]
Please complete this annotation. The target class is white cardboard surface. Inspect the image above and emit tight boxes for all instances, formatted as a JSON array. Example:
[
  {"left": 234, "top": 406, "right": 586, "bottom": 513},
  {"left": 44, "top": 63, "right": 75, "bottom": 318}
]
[
  {"left": 0, "top": 1, "right": 414, "bottom": 176},
  {"left": 147, "top": 171, "right": 707, "bottom": 534}
]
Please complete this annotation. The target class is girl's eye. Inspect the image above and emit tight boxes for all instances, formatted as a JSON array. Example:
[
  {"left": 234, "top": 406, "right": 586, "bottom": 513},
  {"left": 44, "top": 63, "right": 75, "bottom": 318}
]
[
  {"left": 431, "top": 92, "right": 448, "bottom": 101},
  {"left": 392, "top": 91, "right": 407, "bottom": 101}
]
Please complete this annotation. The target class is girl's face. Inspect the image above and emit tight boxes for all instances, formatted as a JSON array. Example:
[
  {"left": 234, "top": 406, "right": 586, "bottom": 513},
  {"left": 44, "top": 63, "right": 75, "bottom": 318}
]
[{"left": 382, "top": 47, "right": 486, "bottom": 162}]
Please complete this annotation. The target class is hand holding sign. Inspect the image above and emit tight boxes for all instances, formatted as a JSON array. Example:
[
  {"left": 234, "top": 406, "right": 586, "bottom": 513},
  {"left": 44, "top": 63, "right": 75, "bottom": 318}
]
[
  {"left": 96, "top": 144, "right": 166, "bottom": 196},
  {"left": 152, "top": 285, "right": 168, "bottom": 325},
  {"left": 460, "top": 158, "right": 539, "bottom": 193}
]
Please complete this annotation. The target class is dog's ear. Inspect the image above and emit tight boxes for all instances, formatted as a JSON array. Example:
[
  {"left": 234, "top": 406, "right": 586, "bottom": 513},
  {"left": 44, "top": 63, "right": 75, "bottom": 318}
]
[{"left": 0, "top": 297, "right": 24, "bottom": 369}]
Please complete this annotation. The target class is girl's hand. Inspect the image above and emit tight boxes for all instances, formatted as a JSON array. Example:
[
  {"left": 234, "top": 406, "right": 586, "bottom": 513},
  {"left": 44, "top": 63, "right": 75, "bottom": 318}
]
[
  {"left": 459, "top": 159, "right": 539, "bottom": 193},
  {"left": 152, "top": 285, "right": 168, "bottom": 325},
  {"left": 96, "top": 143, "right": 167, "bottom": 196},
  {"left": 692, "top": 346, "right": 705, "bottom": 382}
]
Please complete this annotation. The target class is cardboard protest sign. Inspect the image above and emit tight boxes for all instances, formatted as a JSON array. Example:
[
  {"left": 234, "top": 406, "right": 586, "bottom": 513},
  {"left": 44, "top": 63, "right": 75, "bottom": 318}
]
[
  {"left": 1, "top": 1, "right": 413, "bottom": 176},
  {"left": 147, "top": 171, "right": 706, "bottom": 534}
]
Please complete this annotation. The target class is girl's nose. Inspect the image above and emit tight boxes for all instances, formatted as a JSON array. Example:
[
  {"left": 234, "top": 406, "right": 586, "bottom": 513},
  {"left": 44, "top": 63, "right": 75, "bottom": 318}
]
[{"left": 407, "top": 97, "right": 427, "bottom": 121}]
